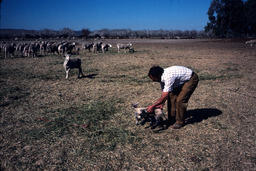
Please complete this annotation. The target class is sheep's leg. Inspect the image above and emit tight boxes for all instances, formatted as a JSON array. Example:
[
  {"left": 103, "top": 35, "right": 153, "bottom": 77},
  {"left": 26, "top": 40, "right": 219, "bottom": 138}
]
[
  {"left": 78, "top": 67, "right": 84, "bottom": 78},
  {"left": 65, "top": 68, "right": 70, "bottom": 79}
]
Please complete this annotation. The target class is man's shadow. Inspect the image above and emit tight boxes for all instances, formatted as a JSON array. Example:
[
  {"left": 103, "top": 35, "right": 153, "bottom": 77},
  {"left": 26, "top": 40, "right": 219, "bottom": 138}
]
[
  {"left": 154, "top": 108, "right": 222, "bottom": 133},
  {"left": 185, "top": 108, "right": 222, "bottom": 125}
]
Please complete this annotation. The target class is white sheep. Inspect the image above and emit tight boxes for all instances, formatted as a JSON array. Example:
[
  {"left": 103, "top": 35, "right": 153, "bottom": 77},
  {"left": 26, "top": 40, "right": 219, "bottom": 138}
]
[
  {"left": 101, "top": 43, "right": 112, "bottom": 53},
  {"left": 117, "top": 43, "right": 133, "bottom": 53},
  {"left": 63, "top": 54, "right": 84, "bottom": 79},
  {"left": 245, "top": 40, "right": 256, "bottom": 47}
]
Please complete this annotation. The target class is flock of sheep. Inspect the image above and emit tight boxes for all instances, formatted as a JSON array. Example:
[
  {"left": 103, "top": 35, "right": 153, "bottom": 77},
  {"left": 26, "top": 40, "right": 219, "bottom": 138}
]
[{"left": 0, "top": 40, "right": 134, "bottom": 58}]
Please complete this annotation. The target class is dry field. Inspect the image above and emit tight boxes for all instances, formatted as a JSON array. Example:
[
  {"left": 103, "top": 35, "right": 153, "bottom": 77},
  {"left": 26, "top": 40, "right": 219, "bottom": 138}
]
[{"left": 0, "top": 39, "right": 255, "bottom": 170}]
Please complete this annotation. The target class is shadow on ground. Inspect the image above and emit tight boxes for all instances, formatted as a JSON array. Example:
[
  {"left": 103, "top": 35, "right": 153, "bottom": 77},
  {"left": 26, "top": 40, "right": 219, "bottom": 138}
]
[
  {"left": 153, "top": 108, "right": 222, "bottom": 133},
  {"left": 185, "top": 108, "right": 222, "bottom": 125},
  {"left": 81, "top": 74, "right": 98, "bottom": 79}
]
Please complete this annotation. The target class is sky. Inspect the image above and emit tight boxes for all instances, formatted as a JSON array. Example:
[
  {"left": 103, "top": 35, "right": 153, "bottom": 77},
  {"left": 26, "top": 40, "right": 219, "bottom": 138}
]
[{"left": 0, "top": 0, "right": 212, "bottom": 31}]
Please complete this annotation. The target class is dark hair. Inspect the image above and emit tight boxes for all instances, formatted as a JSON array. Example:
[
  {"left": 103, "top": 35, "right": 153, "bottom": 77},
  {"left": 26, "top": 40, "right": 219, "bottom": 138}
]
[{"left": 148, "top": 66, "right": 164, "bottom": 78}]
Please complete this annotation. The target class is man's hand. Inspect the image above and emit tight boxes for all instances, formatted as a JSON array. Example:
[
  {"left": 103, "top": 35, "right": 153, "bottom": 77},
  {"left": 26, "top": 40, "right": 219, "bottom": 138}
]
[
  {"left": 155, "top": 104, "right": 163, "bottom": 109},
  {"left": 147, "top": 105, "right": 155, "bottom": 113},
  {"left": 147, "top": 92, "right": 168, "bottom": 113}
]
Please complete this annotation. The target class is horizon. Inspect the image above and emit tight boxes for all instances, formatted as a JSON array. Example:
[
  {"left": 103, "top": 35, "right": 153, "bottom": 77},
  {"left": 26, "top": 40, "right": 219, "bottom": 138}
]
[{"left": 1, "top": 0, "right": 212, "bottom": 31}]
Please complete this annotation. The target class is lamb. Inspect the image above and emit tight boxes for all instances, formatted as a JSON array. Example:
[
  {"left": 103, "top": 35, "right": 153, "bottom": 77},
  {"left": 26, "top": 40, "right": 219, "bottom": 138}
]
[
  {"left": 117, "top": 43, "right": 133, "bottom": 53},
  {"left": 245, "top": 40, "right": 256, "bottom": 47},
  {"left": 101, "top": 43, "right": 112, "bottom": 53},
  {"left": 132, "top": 103, "right": 166, "bottom": 129},
  {"left": 63, "top": 54, "right": 84, "bottom": 79}
]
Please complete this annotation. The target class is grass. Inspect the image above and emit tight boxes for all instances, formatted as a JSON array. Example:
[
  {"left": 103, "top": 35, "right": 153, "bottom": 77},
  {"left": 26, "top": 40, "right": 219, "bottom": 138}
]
[
  {"left": 22, "top": 99, "right": 140, "bottom": 153},
  {"left": 1, "top": 39, "right": 255, "bottom": 170}
]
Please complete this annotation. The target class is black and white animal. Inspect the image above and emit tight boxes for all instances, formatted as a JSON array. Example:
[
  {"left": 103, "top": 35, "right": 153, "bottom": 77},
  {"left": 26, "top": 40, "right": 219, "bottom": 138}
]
[
  {"left": 93, "top": 42, "right": 103, "bottom": 53},
  {"left": 83, "top": 43, "right": 94, "bottom": 52},
  {"left": 132, "top": 103, "right": 166, "bottom": 128},
  {"left": 101, "top": 43, "right": 112, "bottom": 53},
  {"left": 63, "top": 54, "right": 84, "bottom": 79},
  {"left": 245, "top": 40, "right": 256, "bottom": 47},
  {"left": 117, "top": 43, "right": 133, "bottom": 53}
]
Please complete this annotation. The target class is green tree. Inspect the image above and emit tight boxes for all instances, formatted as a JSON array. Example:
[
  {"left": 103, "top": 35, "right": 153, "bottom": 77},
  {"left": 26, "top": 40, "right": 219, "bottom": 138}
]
[
  {"left": 205, "top": 0, "right": 246, "bottom": 37},
  {"left": 244, "top": 0, "right": 256, "bottom": 35}
]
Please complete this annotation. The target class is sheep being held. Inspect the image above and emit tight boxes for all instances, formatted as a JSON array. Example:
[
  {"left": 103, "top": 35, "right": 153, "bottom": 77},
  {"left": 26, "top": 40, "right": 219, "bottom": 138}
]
[{"left": 132, "top": 103, "right": 166, "bottom": 128}]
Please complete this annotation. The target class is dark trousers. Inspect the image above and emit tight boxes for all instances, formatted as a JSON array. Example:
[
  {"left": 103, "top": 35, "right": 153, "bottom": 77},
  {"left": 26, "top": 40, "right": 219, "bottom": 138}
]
[{"left": 167, "top": 72, "right": 199, "bottom": 124}]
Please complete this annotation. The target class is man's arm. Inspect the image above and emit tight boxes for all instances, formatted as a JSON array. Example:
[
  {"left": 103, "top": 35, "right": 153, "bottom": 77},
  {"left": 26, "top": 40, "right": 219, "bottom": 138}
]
[{"left": 147, "top": 92, "right": 169, "bottom": 113}]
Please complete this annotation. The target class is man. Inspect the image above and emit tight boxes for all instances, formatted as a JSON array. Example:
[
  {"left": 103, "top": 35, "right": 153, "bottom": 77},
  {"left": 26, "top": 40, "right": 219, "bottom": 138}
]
[{"left": 147, "top": 65, "right": 199, "bottom": 129}]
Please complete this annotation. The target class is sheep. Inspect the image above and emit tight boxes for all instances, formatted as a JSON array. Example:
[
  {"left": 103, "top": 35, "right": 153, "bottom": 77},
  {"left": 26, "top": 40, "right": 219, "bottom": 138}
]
[
  {"left": 101, "top": 43, "right": 112, "bottom": 53},
  {"left": 83, "top": 43, "right": 94, "bottom": 52},
  {"left": 92, "top": 42, "right": 102, "bottom": 53},
  {"left": 65, "top": 42, "right": 76, "bottom": 54},
  {"left": 117, "top": 43, "right": 133, "bottom": 53},
  {"left": 16, "top": 43, "right": 26, "bottom": 57},
  {"left": 46, "top": 42, "right": 59, "bottom": 55},
  {"left": 58, "top": 43, "right": 65, "bottom": 55},
  {"left": 132, "top": 103, "right": 166, "bottom": 129},
  {"left": 28, "top": 42, "right": 40, "bottom": 57},
  {"left": 245, "top": 40, "right": 256, "bottom": 47},
  {"left": 63, "top": 54, "right": 84, "bottom": 79},
  {"left": 39, "top": 41, "right": 47, "bottom": 55},
  {"left": 4, "top": 43, "right": 16, "bottom": 58}
]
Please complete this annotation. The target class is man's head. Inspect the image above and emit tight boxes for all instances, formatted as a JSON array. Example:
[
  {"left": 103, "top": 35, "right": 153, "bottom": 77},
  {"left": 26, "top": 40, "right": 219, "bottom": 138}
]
[{"left": 148, "top": 66, "right": 164, "bottom": 82}]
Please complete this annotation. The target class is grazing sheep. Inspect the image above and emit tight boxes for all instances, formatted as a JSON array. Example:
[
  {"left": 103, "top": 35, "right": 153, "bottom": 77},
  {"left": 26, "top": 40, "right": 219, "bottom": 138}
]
[
  {"left": 83, "top": 43, "right": 94, "bottom": 52},
  {"left": 245, "top": 40, "right": 256, "bottom": 47},
  {"left": 93, "top": 42, "right": 102, "bottom": 53},
  {"left": 132, "top": 103, "right": 166, "bottom": 128},
  {"left": 4, "top": 43, "right": 16, "bottom": 58},
  {"left": 28, "top": 42, "right": 40, "bottom": 57},
  {"left": 39, "top": 41, "right": 47, "bottom": 55},
  {"left": 117, "top": 43, "right": 133, "bottom": 53},
  {"left": 101, "top": 43, "right": 112, "bottom": 53},
  {"left": 63, "top": 54, "right": 84, "bottom": 79}
]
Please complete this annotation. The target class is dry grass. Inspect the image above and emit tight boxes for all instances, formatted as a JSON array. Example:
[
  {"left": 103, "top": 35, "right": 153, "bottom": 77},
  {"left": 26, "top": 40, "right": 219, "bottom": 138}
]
[{"left": 0, "top": 39, "right": 256, "bottom": 170}]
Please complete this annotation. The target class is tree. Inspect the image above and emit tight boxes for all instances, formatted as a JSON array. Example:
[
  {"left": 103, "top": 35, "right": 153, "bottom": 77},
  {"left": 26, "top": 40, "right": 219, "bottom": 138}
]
[
  {"left": 60, "top": 28, "right": 75, "bottom": 38},
  {"left": 81, "top": 28, "right": 91, "bottom": 39},
  {"left": 205, "top": 0, "right": 246, "bottom": 37},
  {"left": 244, "top": 0, "right": 256, "bottom": 35}
]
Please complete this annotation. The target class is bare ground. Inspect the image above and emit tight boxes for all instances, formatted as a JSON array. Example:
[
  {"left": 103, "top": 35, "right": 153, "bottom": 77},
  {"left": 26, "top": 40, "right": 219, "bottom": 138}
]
[{"left": 0, "top": 39, "right": 256, "bottom": 170}]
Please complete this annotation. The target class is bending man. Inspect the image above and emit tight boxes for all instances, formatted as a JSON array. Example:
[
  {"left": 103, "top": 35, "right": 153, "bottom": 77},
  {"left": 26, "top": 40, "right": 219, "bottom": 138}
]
[{"left": 147, "top": 65, "right": 199, "bottom": 129}]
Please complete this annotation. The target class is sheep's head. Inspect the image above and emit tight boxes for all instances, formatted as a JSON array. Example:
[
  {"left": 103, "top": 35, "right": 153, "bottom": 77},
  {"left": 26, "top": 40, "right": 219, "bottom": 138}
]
[
  {"left": 132, "top": 103, "right": 147, "bottom": 125},
  {"left": 64, "top": 54, "right": 70, "bottom": 60}
]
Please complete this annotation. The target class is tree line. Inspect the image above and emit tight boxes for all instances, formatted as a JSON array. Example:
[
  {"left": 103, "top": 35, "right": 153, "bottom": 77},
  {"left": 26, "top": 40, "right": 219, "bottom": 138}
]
[{"left": 0, "top": 28, "right": 208, "bottom": 40}]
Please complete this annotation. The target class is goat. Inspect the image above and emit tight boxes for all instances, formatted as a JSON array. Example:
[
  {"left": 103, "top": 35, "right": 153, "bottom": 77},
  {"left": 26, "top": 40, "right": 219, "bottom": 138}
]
[
  {"left": 117, "top": 43, "right": 133, "bottom": 53},
  {"left": 63, "top": 54, "right": 84, "bottom": 79},
  {"left": 101, "top": 43, "right": 112, "bottom": 53},
  {"left": 245, "top": 40, "right": 256, "bottom": 47},
  {"left": 132, "top": 103, "right": 166, "bottom": 129}
]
